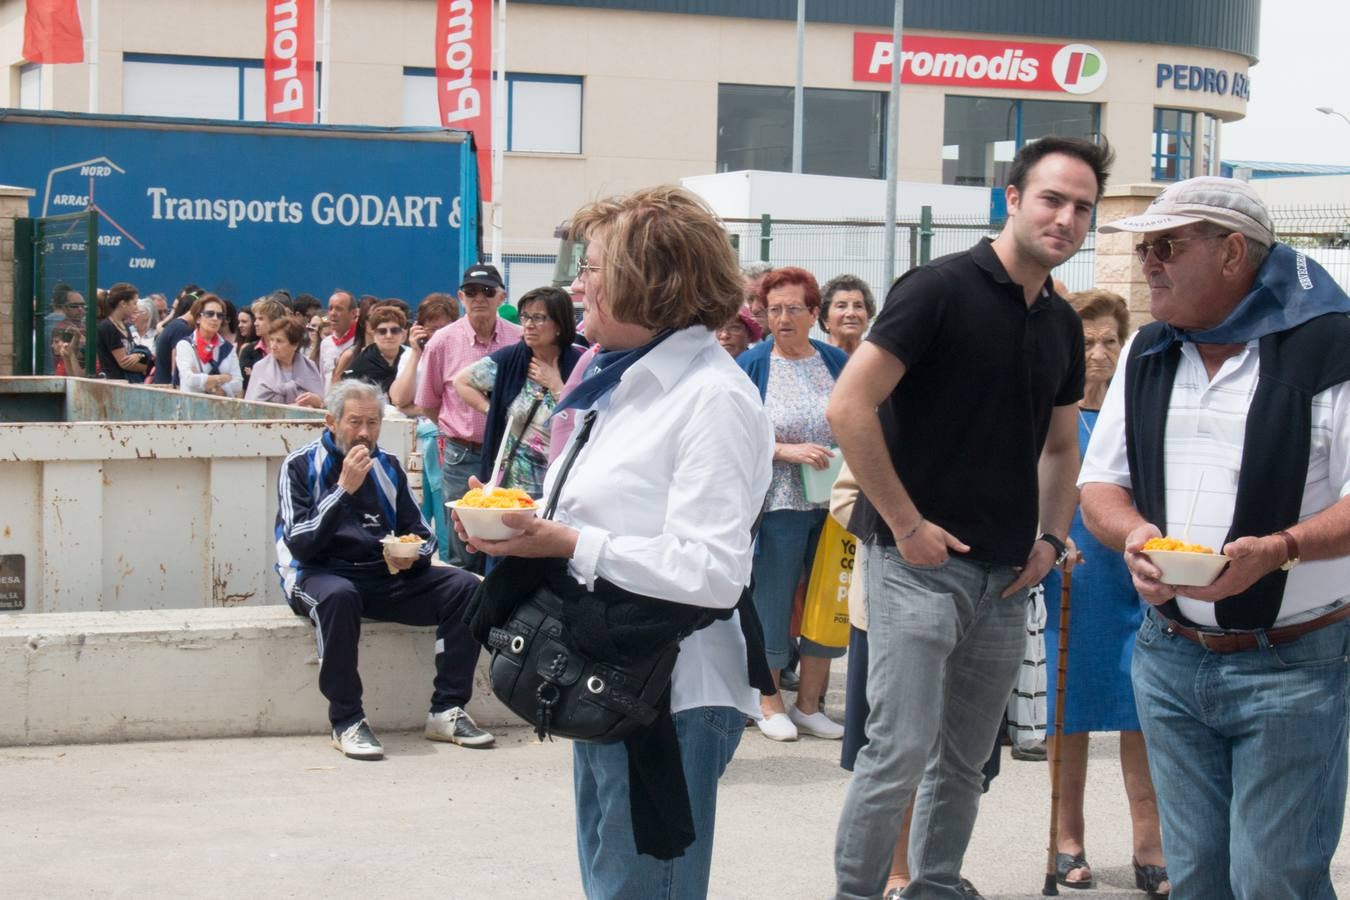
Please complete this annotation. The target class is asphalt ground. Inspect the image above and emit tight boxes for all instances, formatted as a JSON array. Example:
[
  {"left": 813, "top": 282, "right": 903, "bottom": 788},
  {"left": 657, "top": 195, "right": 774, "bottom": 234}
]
[{"left": 4, "top": 723, "right": 1348, "bottom": 899}]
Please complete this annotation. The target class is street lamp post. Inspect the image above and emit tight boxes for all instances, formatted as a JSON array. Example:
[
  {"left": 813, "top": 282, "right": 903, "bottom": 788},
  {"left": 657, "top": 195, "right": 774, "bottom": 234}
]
[{"left": 1316, "top": 106, "right": 1350, "bottom": 128}]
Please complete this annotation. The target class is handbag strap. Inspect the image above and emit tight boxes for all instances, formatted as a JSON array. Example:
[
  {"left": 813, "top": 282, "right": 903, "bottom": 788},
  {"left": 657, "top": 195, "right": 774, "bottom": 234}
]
[{"left": 542, "top": 409, "right": 597, "bottom": 520}]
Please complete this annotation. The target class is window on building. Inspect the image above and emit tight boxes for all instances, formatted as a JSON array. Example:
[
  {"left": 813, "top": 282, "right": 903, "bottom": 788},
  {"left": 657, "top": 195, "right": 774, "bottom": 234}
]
[
  {"left": 1153, "top": 108, "right": 1197, "bottom": 181},
  {"left": 1201, "top": 113, "right": 1219, "bottom": 177},
  {"left": 402, "top": 70, "right": 583, "bottom": 154},
  {"left": 122, "top": 54, "right": 290, "bottom": 121},
  {"left": 717, "top": 83, "right": 886, "bottom": 179},
  {"left": 942, "top": 96, "right": 1099, "bottom": 187},
  {"left": 19, "top": 64, "right": 43, "bottom": 109}
]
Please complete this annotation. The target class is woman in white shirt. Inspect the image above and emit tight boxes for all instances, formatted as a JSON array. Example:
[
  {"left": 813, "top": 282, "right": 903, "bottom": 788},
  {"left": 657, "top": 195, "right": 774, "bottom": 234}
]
[
  {"left": 174, "top": 293, "right": 243, "bottom": 397},
  {"left": 456, "top": 186, "right": 773, "bottom": 900}
]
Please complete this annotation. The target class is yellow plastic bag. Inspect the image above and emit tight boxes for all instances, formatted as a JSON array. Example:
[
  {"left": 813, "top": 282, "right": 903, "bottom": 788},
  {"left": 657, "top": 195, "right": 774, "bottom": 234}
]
[{"left": 801, "top": 516, "right": 854, "bottom": 648}]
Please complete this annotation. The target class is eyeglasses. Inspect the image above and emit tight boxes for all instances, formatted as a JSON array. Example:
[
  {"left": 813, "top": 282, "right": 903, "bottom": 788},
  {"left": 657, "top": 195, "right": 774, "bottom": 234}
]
[
  {"left": 766, "top": 305, "right": 809, "bottom": 318},
  {"left": 199, "top": 310, "right": 225, "bottom": 319},
  {"left": 1134, "top": 234, "right": 1226, "bottom": 263},
  {"left": 374, "top": 325, "right": 405, "bottom": 336},
  {"left": 520, "top": 313, "right": 551, "bottom": 326},
  {"left": 306, "top": 325, "right": 319, "bottom": 333},
  {"left": 577, "top": 261, "right": 602, "bottom": 277},
  {"left": 462, "top": 285, "right": 495, "bottom": 299}
]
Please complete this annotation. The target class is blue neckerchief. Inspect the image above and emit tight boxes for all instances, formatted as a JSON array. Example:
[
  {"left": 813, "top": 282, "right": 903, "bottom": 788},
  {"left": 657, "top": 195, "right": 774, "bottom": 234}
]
[
  {"left": 552, "top": 329, "right": 673, "bottom": 415},
  {"left": 1141, "top": 243, "right": 1350, "bottom": 356}
]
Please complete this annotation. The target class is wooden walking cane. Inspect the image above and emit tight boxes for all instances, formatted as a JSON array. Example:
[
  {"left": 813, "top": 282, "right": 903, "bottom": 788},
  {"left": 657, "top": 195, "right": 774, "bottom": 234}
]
[{"left": 1042, "top": 563, "right": 1075, "bottom": 896}]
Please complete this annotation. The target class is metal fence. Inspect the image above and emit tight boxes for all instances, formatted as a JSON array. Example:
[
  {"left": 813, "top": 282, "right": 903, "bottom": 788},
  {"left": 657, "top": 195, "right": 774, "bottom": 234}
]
[{"left": 501, "top": 203, "right": 1350, "bottom": 302}]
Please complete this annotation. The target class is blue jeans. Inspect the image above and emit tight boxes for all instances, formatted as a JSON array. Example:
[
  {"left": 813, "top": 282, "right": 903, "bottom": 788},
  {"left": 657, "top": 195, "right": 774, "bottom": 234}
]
[
  {"left": 752, "top": 508, "right": 845, "bottom": 669},
  {"left": 573, "top": 706, "right": 743, "bottom": 900},
  {"left": 440, "top": 438, "right": 484, "bottom": 572},
  {"left": 1132, "top": 607, "right": 1350, "bottom": 900},
  {"left": 835, "top": 544, "right": 1027, "bottom": 900}
]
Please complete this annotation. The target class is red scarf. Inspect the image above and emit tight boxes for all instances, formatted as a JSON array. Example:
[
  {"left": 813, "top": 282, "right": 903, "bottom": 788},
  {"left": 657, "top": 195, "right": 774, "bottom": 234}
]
[
  {"left": 334, "top": 321, "right": 357, "bottom": 346},
  {"left": 194, "top": 330, "right": 220, "bottom": 365}
]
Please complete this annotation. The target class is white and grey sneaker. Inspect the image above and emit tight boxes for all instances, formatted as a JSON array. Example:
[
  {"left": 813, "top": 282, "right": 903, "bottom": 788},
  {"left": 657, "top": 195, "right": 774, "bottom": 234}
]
[
  {"left": 332, "top": 718, "right": 384, "bottom": 760},
  {"left": 426, "top": 706, "right": 495, "bottom": 748}
]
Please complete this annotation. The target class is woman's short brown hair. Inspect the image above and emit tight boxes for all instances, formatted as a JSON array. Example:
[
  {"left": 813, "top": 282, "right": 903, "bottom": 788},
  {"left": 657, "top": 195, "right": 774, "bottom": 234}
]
[
  {"left": 267, "top": 316, "right": 306, "bottom": 347},
  {"left": 760, "top": 266, "right": 822, "bottom": 311},
  {"left": 569, "top": 185, "right": 742, "bottom": 331},
  {"left": 1069, "top": 289, "right": 1130, "bottom": 343},
  {"left": 368, "top": 305, "right": 408, "bottom": 332},
  {"left": 418, "top": 293, "right": 459, "bottom": 324}
]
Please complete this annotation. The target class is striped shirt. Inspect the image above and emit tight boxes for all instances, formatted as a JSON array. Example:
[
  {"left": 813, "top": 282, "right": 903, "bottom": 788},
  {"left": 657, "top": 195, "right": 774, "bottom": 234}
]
[{"left": 1080, "top": 334, "right": 1350, "bottom": 628}]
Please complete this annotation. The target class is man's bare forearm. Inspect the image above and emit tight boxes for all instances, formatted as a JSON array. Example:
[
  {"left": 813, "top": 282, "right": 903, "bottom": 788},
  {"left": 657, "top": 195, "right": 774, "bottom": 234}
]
[
  {"left": 827, "top": 393, "right": 917, "bottom": 536},
  {"left": 1080, "top": 482, "right": 1147, "bottom": 551},
  {"left": 1037, "top": 444, "right": 1080, "bottom": 541}
]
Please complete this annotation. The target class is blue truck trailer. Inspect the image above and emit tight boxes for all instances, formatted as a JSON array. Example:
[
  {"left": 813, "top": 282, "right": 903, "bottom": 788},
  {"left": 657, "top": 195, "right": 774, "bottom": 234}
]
[{"left": 0, "top": 110, "right": 482, "bottom": 309}]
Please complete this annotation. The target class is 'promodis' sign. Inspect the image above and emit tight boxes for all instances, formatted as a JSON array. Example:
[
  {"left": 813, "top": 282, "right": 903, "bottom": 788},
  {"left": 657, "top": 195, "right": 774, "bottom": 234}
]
[
  {"left": 265, "top": 0, "right": 316, "bottom": 123},
  {"left": 854, "top": 34, "right": 1108, "bottom": 95},
  {"left": 437, "top": 0, "right": 493, "bottom": 202}
]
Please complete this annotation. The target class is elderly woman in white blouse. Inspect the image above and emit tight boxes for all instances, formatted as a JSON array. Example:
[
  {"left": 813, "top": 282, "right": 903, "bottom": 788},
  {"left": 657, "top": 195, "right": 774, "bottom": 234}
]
[{"left": 174, "top": 293, "right": 243, "bottom": 397}]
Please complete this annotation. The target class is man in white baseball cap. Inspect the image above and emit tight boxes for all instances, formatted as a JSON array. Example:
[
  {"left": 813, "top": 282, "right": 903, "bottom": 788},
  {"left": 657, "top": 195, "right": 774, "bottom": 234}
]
[{"left": 1080, "top": 176, "right": 1350, "bottom": 898}]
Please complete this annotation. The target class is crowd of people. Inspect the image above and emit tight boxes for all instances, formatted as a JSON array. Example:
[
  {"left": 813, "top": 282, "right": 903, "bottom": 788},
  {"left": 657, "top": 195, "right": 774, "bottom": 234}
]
[{"left": 39, "top": 143, "right": 1350, "bottom": 900}]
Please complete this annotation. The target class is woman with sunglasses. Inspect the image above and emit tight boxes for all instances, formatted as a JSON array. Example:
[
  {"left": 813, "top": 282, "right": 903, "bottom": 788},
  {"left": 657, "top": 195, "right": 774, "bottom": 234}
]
[
  {"left": 173, "top": 293, "right": 242, "bottom": 397},
  {"left": 451, "top": 286, "right": 582, "bottom": 499},
  {"left": 341, "top": 304, "right": 409, "bottom": 394}
]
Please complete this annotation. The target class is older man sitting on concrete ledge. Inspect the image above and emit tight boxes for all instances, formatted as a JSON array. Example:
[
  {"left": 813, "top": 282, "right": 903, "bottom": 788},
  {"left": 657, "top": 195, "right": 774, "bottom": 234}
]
[{"left": 275, "top": 378, "right": 492, "bottom": 760}]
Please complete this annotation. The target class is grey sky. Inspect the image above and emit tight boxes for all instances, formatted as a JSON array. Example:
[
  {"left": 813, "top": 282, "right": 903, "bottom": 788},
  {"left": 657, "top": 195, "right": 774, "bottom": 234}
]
[{"left": 1221, "top": 0, "right": 1350, "bottom": 164}]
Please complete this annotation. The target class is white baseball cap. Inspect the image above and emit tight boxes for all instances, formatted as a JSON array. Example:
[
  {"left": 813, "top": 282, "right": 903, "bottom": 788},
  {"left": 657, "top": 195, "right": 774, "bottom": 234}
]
[{"left": 1098, "top": 176, "right": 1276, "bottom": 247}]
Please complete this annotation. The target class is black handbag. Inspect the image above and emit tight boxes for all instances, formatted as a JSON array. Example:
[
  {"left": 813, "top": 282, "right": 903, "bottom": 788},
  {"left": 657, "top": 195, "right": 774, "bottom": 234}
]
[{"left": 476, "top": 410, "right": 717, "bottom": 743}]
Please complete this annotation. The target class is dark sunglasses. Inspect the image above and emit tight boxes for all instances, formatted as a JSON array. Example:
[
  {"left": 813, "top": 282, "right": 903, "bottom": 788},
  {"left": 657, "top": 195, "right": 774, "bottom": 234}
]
[
  {"left": 462, "top": 285, "right": 495, "bottom": 299},
  {"left": 199, "top": 309, "right": 225, "bottom": 319},
  {"left": 374, "top": 325, "right": 404, "bottom": 336},
  {"left": 1134, "top": 234, "right": 1226, "bottom": 263}
]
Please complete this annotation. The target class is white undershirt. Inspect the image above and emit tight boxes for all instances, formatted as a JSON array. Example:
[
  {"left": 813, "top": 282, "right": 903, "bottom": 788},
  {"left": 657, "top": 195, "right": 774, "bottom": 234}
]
[{"left": 1080, "top": 334, "right": 1350, "bottom": 627}]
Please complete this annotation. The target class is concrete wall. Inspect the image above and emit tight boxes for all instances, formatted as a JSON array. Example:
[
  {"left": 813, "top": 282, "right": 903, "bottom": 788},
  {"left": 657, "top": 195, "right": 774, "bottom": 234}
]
[
  {"left": 1, "top": 1, "right": 1253, "bottom": 244},
  {"left": 0, "top": 606, "right": 513, "bottom": 745},
  {"left": 0, "top": 184, "right": 34, "bottom": 377},
  {"left": 0, "top": 377, "right": 415, "bottom": 614}
]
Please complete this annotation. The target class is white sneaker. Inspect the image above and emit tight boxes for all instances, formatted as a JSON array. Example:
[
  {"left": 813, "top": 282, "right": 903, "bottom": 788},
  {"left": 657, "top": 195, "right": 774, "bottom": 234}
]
[
  {"left": 788, "top": 705, "right": 845, "bottom": 740},
  {"left": 331, "top": 718, "right": 384, "bottom": 760},
  {"left": 756, "top": 712, "right": 799, "bottom": 742},
  {"left": 425, "top": 707, "right": 495, "bottom": 748}
]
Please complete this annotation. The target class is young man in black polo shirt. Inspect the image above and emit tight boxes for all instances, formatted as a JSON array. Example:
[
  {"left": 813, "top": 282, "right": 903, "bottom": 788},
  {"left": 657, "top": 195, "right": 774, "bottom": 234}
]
[{"left": 828, "top": 135, "right": 1114, "bottom": 900}]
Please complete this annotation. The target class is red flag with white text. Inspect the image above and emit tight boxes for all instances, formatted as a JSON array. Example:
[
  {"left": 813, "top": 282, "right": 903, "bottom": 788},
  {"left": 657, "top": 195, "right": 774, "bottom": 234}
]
[
  {"left": 436, "top": 0, "right": 493, "bottom": 201},
  {"left": 23, "top": 0, "right": 84, "bottom": 64},
  {"left": 265, "top": 0, "right": 316, "bottom": 123}
]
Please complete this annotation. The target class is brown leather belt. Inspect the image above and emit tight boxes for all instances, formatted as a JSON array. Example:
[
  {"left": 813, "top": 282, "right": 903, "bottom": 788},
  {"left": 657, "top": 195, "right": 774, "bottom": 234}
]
[
  {"left": 1161, "top": 603, "right": 1350, "bottom": 653},
  {"left": 445, "top": 436, "right": 483, "bottom": 453}
]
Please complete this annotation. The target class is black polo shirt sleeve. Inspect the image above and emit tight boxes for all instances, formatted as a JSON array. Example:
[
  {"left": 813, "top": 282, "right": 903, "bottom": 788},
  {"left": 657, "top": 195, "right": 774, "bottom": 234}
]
[
  {"left": 864, "top": 266, "right": 949, "bottom": 368},
  {"left": 1055, "top": 310, "right": 1087, "bottom": 407}
]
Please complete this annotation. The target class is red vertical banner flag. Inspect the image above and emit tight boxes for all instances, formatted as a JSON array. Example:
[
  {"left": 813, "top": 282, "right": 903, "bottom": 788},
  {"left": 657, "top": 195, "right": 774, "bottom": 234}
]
[
  {"left": 265, "top": 0, "right": 317, "bottom": 123},
  {"left": 23, "top": 0, "right": 85, "bottom": 64},
  {"left": 436, "top": 0, "right": 493, "bottom": 201}
]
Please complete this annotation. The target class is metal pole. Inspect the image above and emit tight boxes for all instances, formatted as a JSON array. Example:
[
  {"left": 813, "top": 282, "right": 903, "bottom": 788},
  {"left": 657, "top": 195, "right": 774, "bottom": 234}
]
[
  {"left": 759, "top": 213, "right": 772, "bottom": 263},
  {"left": 881, "top": 0, "right": 903, "bottom": 293},
  {"left": 318, "top": 0, "right": 333, "bottom": 123},
  {"left": 86, "top": 0, "right": 99, "bottom": 113},
  {"left": 791, "top": 0, "right": 805, "bottom": 174},
  {"left": 490, "top": 0, "right": 506, "bottom": 269}
]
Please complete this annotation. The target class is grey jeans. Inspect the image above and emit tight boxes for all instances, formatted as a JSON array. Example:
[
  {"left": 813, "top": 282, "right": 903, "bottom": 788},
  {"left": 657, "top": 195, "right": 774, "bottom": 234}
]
[{"left": 835, "top": 543, "right": 1028, "bottom": 900}]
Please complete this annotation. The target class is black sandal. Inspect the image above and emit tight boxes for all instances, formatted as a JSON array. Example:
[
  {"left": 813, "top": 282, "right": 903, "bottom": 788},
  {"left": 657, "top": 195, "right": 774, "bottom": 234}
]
[
  {"left": 1132, "top": 857, "right": 1170, "bottom": 899},
  {"left": 1055, "top": 852, "right": 1095, "bottom": 889}
]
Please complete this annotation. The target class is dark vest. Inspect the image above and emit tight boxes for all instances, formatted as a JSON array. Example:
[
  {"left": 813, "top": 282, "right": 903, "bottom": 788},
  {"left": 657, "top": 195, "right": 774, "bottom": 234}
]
[{"left": 1124, "top": 313, "right": 1350, "bottom": 629}]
